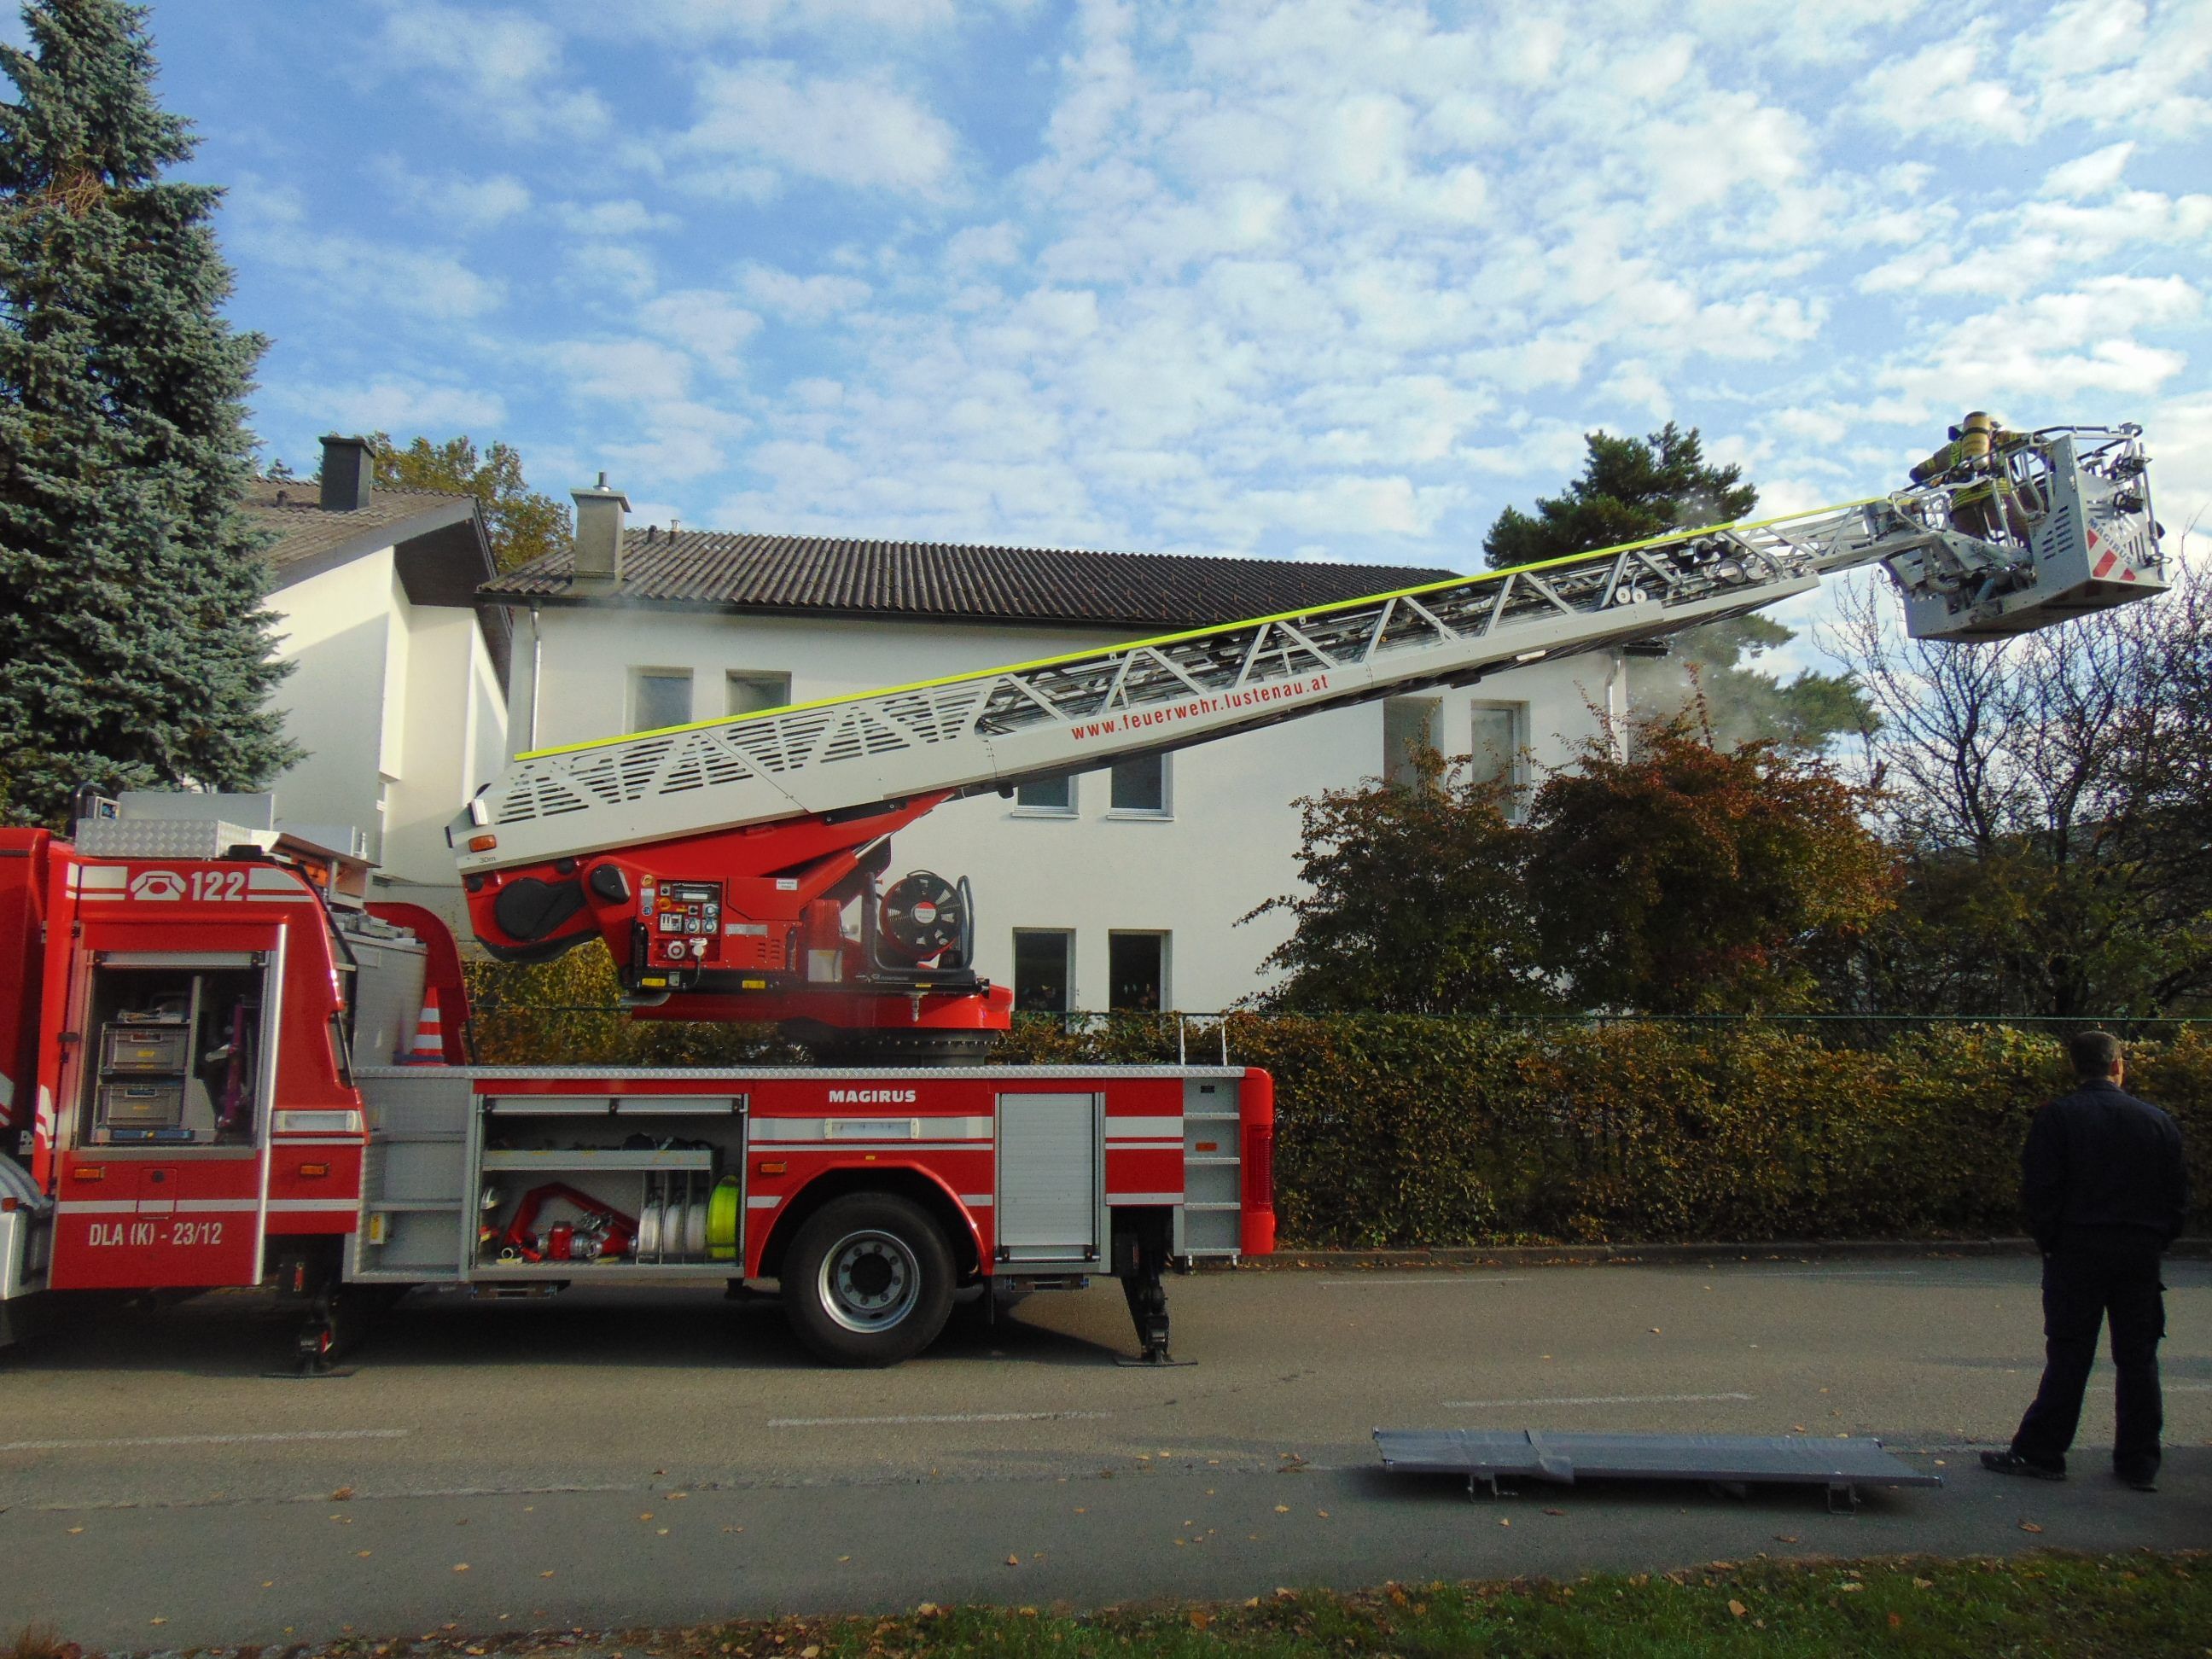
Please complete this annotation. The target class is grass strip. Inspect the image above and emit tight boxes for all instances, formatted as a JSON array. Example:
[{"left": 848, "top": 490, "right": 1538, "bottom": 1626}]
[{"left": 15, "top": 1549, "right": 2206, "bottom": 1659}]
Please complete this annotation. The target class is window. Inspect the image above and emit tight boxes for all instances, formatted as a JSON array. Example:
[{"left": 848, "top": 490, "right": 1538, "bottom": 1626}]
[
  {"left": 1109, "top": 753, "right": 1168, "bottom": 815},
  {"left": 1470, "top": 701, "right": 1527, "bottom": 792},
  {"left": 1383, "top": 696, "right": 1443, "bottom": 786},
  {"left": 1109, "top": 931, "right": 1167, "bottom": 1011},
  {"left": 631, "top": 668, "right": 692, "bottom": 733},
  {"left": 725, "top": 671, "right": 791, "bottom": 717},
  {"left": 1014, "top": 774, "right": 1076, "bottom": 815},
  {"left": 1012, "top": 929, "right": 1074, "bottom": 1013}
]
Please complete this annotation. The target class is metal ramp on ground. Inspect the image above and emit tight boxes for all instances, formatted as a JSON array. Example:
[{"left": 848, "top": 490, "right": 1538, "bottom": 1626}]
[{"left": 1375, "top": 1428, "right": 1942, "bottom": 1512}]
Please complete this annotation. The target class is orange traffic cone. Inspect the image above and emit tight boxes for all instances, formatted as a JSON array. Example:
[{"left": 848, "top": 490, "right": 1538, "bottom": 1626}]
[{"left": 401, "top": 987, "right": 445, "bottom": 1065}]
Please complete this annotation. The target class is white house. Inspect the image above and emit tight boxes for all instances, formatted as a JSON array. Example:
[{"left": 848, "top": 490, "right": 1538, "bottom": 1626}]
[
  {"left": 244, "top": 434, "right": 510, "bottom": 917},
  {"left": 482, "top": 482, "right": 1626, "bottom": 1012}
]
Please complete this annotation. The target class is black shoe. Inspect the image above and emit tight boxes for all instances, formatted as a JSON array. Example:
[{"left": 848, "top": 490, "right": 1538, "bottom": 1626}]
[
  {"left": 2115, "top": 1467, "right": 2158, "bottom": 1493},
  {"left": 1981, "top": 1450, "right": 2065, "bottom": 1481}
]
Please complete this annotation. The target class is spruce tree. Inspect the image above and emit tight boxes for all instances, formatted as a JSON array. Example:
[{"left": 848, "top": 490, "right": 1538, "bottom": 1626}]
[{"left": 0, "top": 0, "right": 292, "bottom": 827}]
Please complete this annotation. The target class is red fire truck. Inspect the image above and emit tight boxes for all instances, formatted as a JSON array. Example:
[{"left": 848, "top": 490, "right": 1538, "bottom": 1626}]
[{"left": 0, "top": 427, "right": 2164, "bottom": 1368}]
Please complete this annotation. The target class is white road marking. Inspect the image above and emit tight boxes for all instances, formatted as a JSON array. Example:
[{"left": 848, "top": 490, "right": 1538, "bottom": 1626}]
[
  {"left": 766, "top": 1410, "right": 1110, "bottom": 1429},
  {"left": 2, "top": 1428, "right": 410, "bottom": 1452},
  {"left": 1318, "top": 1277, "right": 1527, "bottom": 1286},
  {"left": 1443, "top": 1391, "right": 1756, "bottom": 1408},
  {"left": 1729, "top": 1270, "right": 1925, "bottom": 1280}
]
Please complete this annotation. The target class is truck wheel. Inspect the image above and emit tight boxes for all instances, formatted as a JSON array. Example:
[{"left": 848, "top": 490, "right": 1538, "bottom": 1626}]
[{"left": 783, "top": 1193, "right": 953, "bottom": 1367}]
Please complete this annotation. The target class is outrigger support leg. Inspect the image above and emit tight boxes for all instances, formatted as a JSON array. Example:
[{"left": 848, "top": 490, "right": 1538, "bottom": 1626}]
[
  {"left": 269, "top": 1244, "right": 359, "bottom": 1378},
  {"left": 295, "top": 1290, "right": 341, "bottom": 1376},
  {"left": 1112, "top": 1209, "right": 1195, "bottom": 1368}
]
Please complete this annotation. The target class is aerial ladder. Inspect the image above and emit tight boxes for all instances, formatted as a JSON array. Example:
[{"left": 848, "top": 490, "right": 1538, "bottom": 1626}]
[{"left": 451, "top": 425, "right": 2166, "bottom": 1056}]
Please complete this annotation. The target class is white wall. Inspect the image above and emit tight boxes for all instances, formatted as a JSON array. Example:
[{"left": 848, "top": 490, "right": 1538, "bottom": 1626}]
[
  {"left": 265, "top": 549, "right": 395, "bottom": 862},
  {"left": 384, "top": 604, "right": 507, "bottom": 889},
  {"left": 267, "top": 552, "right": 508, "bottom": 912},
  {"left": 516, "top": 605, "right": 1622, "bottom": 1011}
]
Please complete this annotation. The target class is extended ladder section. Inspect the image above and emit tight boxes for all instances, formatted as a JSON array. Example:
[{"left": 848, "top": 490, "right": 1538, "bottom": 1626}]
[{"left": 456, "top": 426, "right": 2162, "bottom": 876}]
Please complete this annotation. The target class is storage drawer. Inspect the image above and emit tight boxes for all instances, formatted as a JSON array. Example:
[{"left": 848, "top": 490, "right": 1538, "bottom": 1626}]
[
  {"left": 97, "top": 1080, "right": 184, "bottom": 1127},
  {"left": 101, "top": 1024, "right": 189, "bottom": 1073}
]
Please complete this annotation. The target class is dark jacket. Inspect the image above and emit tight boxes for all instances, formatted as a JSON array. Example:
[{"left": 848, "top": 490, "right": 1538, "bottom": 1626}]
[{"left": 2021, "top": 1078, "right": 2189, "bottom": 1252}]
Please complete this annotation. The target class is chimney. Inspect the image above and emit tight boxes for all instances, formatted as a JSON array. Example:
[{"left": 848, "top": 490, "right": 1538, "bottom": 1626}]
[
  {"left": 318, "top": 434, "right": 375, "bottom": 513},
  {"left": 571, "top": 471, "right": 631, "bottom": 587}
]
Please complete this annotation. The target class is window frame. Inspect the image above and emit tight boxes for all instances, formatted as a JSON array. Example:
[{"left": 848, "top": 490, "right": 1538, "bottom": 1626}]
[
  {"left": 1382, "top": 695, "right": 1445, "bottom": 788},
  {"left": 1467, "top": 699, "right": 1530, "bottom": 801},
  {"left": 1104, "top": 752, "right": 1173, "bottom": 819},
  {"left": 629, "top": 666, "right": 695, "bottom": 734},
  {"left": 1010, "top": 927, "right": 1076, "bottom": 1014},
  {"left": 1010, "top": 772, "right": 1080, "bottom": 818},
  {"left": 725, "top": 670, "right": 793, "bottom": 719},
  {"left": 1106, "top": 929, "right": 1171, "bottom": 1013}
]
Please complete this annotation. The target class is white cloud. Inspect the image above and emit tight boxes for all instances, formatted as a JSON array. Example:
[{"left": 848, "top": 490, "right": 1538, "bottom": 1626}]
[
  {"left": 1877, "top": 275, "right": 2202, "bottom": 419},
  {"left": 1859, "top": 181, "right": 2212, "bottom": 300},
  {"left": 946, "top": 222, "right": 1024, "bottom": 274},
  {"left": 1634, "top": 92, "right": 1810, "bottom": 214},
  {"left": 553, "top": 338, "right": 696, "bottom": 405},
  {"left": 739, "top": 263, "right": 874, "bottom": 321},
  {"left": 372, "top": 0, "right": 611, "bottom": 141},
  {"left": 603, "top": 401, "right": 751, "bottom": 483},
  {"left": 619, "top": 0, "right": 962, "bottom": 42},
  {"left": 1860, "top": 19, "right": 2028, "bottom": 142},
  {"left": 568, "top": 242, "right": 658, "bottom": 301},
  {"left": 376, "top": 162, "right": 533, "bottom": 230},
  {"left": 638, "top": 289, "right": 764, "bottom": 375},
  {"left": 686, "top": 62, "right": 959, "bottom": 193},
  {"left": 2011, "top": 0, "right": 2212, "bottom": 138},
  {"left": 553, "top": 199, "right": 682, "bottom": 237},
  {"left": 278, "top": 377, "right": 506, "bottom": 436},
  {"left": 2043, "top": 141, "right": 2136, "bottom": 198},
  {"left": 228, "top": 180, "right": 504, "bottom": 320},
  {"left": 2145, "top": 387, "right": 2212, "bottom": 542}
]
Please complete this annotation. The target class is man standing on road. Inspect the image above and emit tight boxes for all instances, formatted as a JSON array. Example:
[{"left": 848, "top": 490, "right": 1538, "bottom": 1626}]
[{"left": 1983, "top": 1031, "right": 2189, "bottom": 1492}]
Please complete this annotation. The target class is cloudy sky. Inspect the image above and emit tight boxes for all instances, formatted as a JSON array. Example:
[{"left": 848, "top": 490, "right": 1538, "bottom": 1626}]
[{"left": 19, "top": 0, "right": 2212, "bottom": 655}]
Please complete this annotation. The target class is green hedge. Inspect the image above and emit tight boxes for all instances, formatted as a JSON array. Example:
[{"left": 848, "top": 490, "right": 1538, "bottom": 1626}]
[{"left": 463, "top": 963, "right": 2209, "bottom": 1246}]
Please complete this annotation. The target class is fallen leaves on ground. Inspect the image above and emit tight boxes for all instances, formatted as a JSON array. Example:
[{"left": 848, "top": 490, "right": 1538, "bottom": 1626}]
[
  {"left": 1728, "top": 1599, "right": 1748, "bottom": 1617},
  {"left": 2021, "top": 1521, "right": 2044, "bottom": 1534}
]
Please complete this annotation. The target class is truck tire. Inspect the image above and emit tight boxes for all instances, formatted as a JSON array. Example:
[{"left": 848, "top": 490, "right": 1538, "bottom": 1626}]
[{"left": 783, "top": 1193, "right": 954, "bottom": 1366}]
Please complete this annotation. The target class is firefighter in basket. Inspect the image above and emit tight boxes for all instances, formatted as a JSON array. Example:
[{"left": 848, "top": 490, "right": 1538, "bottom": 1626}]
[{"left": 1911, "top": 410, "right": 2034, "bottom": 545}]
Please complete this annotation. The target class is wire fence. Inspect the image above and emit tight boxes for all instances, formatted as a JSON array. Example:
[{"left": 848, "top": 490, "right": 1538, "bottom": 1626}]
[{"left": 1014, "top": 1009, "right": 2212, "bottom": 1056}]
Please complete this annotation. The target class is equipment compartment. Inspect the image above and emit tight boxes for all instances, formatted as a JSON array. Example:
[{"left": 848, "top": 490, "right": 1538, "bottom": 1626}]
[
  {"left": 78, "top": 958, "right": 266, "bottom": 1147},
  {"left": 353, "top": 1072, "right": 750, "bottom": 1282}
]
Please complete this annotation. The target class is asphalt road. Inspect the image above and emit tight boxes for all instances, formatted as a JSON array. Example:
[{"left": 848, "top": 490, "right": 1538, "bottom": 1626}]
[{"left": 2, "top": 1254, "right": 2207, "bottom": 1649}]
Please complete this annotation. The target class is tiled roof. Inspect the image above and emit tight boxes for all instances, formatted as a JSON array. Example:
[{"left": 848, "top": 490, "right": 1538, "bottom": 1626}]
[
  {"left": 483, "top": 531, "right": 1456, "bottom": 631},
  {"left": 240, "top": 476, "right": 477, "bottom": 574}
]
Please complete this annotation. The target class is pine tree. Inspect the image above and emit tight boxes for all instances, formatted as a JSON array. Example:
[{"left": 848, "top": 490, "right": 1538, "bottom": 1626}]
[
  {"left": 0, "top": 0, "right": 292, "bottom": 827},
  {"left": 1482, "top": 423, "right": 1868, "bottom": 750}
]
